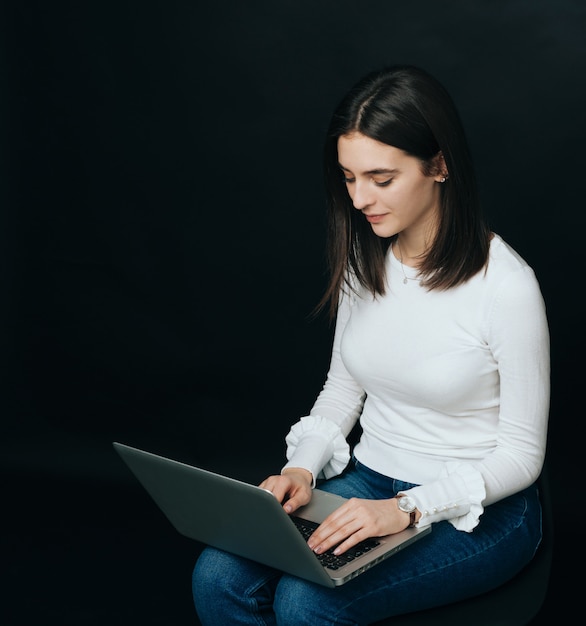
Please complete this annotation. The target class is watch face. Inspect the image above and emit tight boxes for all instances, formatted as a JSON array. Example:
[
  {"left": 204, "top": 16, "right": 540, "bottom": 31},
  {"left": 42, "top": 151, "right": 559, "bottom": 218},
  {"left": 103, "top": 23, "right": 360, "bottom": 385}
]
[{"left": 398, "top": 495, "right": 416, "bottom": 513}]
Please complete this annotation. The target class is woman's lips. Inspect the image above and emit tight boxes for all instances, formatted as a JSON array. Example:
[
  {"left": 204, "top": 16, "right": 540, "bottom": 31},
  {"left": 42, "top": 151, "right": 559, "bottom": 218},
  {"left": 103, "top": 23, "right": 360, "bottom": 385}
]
[{"left": 364, "top": 213, "right": 386, "bottom": 223}]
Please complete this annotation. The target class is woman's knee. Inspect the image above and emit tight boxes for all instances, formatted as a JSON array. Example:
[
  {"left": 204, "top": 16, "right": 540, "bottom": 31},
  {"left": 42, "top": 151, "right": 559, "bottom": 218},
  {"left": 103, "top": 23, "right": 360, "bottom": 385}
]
[
  {"left": 193, "top": 547, "right": 283, "bottom": 608},
  {"left": 273, "top": 576, "right": 354, "bottom": 626},
  {"left": 192, "top": 548, "right": 230, "bottom": 601}
]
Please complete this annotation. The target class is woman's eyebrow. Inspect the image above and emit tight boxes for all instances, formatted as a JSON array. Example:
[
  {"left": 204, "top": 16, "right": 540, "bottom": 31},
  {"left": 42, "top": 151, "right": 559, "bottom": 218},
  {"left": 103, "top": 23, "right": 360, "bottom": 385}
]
[
  {"left": 364, "top": 168, "right": 399, "bottom": 175},
  {"left": 339, "top": 164, "right": 399, "bottom": 176}
]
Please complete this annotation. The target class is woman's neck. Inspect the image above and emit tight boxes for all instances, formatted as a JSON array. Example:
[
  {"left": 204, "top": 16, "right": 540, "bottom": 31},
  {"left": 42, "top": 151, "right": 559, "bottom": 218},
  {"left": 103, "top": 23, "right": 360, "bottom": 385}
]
[{"left": 394, "top": 236, "right": 428, "bottom": 268}]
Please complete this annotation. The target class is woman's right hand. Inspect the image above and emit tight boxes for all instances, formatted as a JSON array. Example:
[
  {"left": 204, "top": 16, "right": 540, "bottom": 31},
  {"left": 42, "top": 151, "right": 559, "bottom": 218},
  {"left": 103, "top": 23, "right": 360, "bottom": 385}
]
[{"left": 259, "top": 468, "right": 313, "bottom": 514}]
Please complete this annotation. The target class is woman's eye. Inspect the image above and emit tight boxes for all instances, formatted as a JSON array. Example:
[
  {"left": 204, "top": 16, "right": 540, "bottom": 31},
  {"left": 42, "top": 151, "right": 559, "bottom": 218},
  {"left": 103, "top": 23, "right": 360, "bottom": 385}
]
[{"left": 340, "top": 173, "right": 392, "bottom": 186}]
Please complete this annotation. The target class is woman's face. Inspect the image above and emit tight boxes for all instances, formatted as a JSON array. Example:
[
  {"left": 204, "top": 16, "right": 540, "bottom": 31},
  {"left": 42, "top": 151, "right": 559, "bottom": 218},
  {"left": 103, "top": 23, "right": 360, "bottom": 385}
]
[{"left": 337, "top": 132, "right": 444, "bottom": 240}]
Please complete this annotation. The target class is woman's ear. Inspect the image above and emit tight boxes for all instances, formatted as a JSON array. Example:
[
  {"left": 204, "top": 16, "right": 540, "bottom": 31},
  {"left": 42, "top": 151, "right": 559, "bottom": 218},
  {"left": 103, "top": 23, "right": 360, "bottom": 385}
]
[{"left": 432, "top": 151, "right": 449, "bottom": 182}]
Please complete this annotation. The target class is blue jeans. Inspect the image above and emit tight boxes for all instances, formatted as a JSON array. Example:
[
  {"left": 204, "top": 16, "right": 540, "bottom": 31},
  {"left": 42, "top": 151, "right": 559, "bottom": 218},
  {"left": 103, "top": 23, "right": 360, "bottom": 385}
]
[{"left": 192, "top": 458, "right": 542, "bottom": 626}]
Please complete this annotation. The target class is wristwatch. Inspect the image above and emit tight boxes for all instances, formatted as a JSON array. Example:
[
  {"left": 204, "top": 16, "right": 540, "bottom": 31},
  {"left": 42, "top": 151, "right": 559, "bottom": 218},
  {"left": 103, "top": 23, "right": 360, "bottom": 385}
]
[{"left": 395, "top": 494, "right": 417, "bottom": 528}]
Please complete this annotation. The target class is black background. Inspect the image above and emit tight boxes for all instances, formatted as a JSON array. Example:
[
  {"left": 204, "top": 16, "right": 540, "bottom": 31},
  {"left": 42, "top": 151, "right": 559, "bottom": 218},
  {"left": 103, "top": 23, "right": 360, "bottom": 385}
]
[{"left": 1, "top": 1, "right": 584, "bottom": 624}]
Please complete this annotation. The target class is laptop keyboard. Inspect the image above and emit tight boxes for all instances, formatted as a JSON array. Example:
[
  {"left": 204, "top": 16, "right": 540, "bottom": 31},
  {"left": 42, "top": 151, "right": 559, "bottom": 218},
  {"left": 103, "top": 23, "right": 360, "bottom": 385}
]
[{"left": 291, "top": 517, "right": 381, "bottom": 570}]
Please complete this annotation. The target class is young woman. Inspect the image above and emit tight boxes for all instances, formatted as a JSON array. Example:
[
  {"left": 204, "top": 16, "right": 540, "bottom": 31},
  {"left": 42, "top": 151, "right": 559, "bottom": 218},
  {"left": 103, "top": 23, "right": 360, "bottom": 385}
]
[{"left": 192, "top": 65, "right": 550, "bottom": 625}]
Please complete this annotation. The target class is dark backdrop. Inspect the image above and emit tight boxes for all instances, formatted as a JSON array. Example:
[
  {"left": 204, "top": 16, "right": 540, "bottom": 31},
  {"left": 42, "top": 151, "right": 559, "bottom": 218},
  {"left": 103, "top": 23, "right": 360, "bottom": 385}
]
[{"left": 2, "top": 1, "right": 584, "bottom": 624}]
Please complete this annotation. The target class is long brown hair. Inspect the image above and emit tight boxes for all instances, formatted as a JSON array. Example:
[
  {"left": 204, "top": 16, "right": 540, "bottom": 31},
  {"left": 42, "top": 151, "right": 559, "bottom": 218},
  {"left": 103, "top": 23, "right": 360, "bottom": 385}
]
[{"left": 318, "top": 65, "right": 491, "bottom": 319}]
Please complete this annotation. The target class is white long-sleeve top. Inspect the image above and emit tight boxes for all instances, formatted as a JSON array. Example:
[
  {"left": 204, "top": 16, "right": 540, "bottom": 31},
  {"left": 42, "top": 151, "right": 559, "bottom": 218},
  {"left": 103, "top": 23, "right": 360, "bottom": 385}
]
[{"left": 282, "top": 234, "right": 550, "bottom": 532}]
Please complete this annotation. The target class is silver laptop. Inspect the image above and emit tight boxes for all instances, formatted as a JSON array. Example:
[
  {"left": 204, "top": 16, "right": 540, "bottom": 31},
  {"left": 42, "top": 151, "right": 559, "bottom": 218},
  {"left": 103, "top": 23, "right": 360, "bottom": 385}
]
[{"left": 113, "top": 442, "right": 431, "bottom": 587}]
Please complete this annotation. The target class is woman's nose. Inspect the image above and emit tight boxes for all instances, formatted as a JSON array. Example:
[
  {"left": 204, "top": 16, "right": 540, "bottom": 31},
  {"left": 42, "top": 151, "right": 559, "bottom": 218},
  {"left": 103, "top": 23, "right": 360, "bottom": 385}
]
[{"left": 351, "top": 181, "right": 374, "bottom": 211}]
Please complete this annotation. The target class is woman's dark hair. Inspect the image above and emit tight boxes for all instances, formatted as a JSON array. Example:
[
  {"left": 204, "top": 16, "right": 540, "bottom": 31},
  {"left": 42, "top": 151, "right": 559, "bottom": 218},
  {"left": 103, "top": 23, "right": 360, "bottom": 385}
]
[{"left": 318, "top": 64, "right": 491, "bottom": 319}]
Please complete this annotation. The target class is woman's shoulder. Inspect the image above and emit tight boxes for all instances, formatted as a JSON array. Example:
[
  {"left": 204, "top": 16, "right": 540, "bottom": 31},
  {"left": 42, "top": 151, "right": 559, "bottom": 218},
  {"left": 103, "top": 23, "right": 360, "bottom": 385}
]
[
  {"left": 482, "top": 234, "right": 548, "bottom": 328},
  {"left": 483, "top": 233, "right": 543, "bottom": 300},
  {"left": 488, "top": 233, "right": 533, "bottom": 274}
]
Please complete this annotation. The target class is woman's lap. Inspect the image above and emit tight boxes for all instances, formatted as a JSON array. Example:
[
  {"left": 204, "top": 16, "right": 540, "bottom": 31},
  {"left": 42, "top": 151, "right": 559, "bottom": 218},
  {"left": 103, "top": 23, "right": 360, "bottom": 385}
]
[{"left": 192, "top": 461, "right": 542, "bottom": 625}]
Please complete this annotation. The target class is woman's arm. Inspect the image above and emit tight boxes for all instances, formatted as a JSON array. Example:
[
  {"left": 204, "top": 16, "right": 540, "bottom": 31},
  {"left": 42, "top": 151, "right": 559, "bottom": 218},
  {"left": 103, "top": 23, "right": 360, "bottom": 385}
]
[
  {"left": 282, "top": 289, "right": 366, "bottom": 482},
  {"left": 406, "top": 265, "right": 550, "bottom": 531}
]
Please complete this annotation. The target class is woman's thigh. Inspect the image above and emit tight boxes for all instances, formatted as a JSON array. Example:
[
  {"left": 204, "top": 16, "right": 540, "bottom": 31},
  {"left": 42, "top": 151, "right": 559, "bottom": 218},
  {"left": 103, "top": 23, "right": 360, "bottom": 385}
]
[
  {"left": 273, "top": 486, "right": 542, "bottom": 625},
  {"left": 193, "top": 462, "right": 542, "bottom": 626},
  {"left": 271, "top": 464, "right": 542, "bottom": 625}
]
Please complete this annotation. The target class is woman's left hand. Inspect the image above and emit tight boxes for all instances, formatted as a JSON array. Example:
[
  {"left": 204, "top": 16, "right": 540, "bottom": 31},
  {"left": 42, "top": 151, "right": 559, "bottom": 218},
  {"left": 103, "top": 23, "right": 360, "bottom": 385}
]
[{"left": 307, "top": 497, "right": 413, "bottom": 556}]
